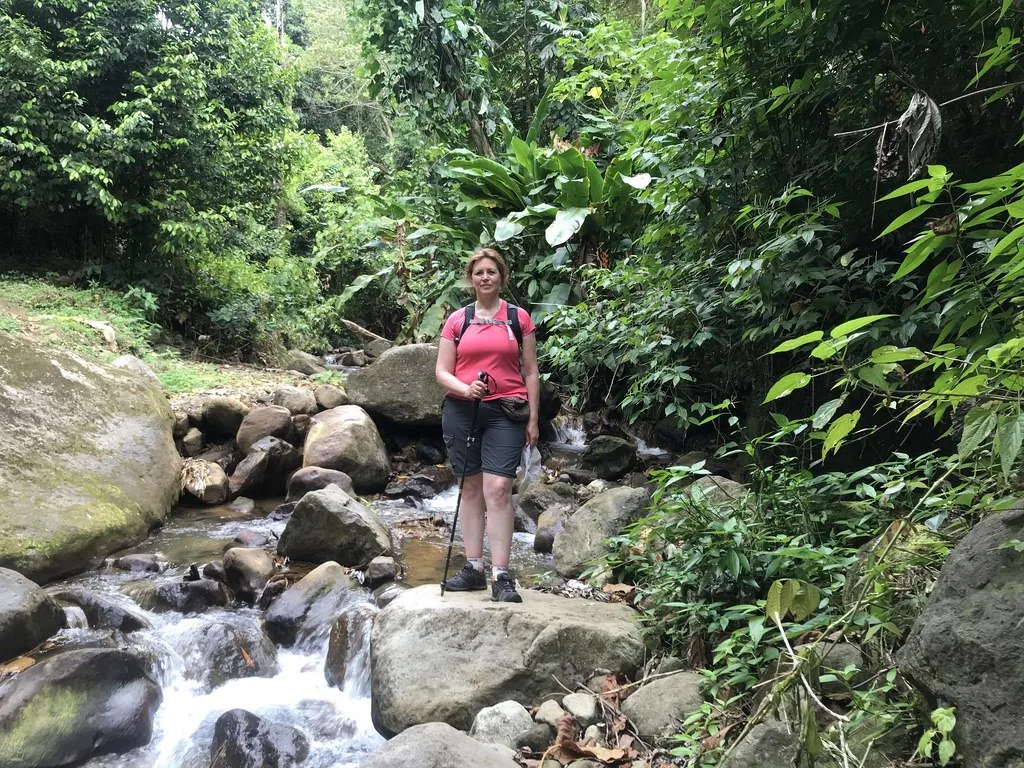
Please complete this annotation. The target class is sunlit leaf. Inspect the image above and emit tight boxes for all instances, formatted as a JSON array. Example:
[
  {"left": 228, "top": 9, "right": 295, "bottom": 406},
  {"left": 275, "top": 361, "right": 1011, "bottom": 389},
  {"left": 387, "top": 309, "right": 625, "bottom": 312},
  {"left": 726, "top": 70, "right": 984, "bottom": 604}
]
[
  {"left": 958, "top": 407, "right": 997, "bottom": 457},
  {"left": 763, "top": 372, "right": 812, "bottom": 403}
]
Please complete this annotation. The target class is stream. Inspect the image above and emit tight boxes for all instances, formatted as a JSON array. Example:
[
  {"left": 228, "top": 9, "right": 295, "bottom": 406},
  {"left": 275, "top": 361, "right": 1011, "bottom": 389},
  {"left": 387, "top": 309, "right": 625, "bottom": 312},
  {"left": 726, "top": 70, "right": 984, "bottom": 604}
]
[{"left": 49, "top": 484, "right": 554, "bottom": 768}]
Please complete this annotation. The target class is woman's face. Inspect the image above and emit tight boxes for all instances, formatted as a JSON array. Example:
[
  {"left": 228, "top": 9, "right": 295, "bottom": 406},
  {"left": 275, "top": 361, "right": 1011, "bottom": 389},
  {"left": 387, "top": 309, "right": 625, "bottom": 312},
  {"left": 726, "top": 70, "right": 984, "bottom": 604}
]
[{"left": 471, "top": 257, "right": 502, "bottom": 299}]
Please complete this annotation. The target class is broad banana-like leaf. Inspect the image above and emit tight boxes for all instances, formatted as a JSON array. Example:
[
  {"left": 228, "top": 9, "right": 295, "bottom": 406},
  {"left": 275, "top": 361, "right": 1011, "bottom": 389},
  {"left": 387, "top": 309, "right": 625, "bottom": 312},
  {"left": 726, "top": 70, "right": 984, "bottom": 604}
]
[
  {"left": 545, "top": 207, "right": 591, "bottom": 246},
  {"left": 527, "top": 86, "right": 554, "bottom": 145},
  {"left": 494, "top": 218, "right": 525, "bottom": 241}
]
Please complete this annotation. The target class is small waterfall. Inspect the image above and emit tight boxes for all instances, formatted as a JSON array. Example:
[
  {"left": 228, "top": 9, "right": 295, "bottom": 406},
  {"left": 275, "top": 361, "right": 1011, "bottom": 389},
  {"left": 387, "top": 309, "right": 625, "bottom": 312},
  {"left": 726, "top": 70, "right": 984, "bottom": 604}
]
[
  {"left": 62, "top": 605, "right": 88, "bottom": 629},
  {"left": 551, "top": 414, "right": 586, "bottom": 448}
]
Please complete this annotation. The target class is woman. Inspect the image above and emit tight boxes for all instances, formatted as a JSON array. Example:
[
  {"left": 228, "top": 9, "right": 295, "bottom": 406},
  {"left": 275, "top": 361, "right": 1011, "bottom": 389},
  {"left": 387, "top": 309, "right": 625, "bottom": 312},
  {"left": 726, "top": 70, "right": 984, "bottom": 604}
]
[{"left": 435, "top": 247, "right": 540, "bottom": 602}]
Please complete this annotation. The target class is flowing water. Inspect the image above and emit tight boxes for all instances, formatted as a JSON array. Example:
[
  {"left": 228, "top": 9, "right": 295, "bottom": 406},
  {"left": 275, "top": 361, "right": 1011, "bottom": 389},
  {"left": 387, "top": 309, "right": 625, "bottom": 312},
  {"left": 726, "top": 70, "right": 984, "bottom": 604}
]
[{"left": 54, "top": 485, "right": 552, "bottom": 767}]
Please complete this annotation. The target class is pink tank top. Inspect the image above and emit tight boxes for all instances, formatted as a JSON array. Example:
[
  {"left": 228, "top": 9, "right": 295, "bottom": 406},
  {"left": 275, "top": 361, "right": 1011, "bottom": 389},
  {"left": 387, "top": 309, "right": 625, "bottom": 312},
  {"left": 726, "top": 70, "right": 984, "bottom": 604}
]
[{"left": 441, "top": 301, "right": 535, "bottom": 400}]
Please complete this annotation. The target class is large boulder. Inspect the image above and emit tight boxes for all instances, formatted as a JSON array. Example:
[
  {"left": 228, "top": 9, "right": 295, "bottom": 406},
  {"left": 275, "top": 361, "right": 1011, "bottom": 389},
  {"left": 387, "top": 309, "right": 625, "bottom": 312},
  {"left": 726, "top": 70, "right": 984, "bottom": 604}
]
[
  {"left": 370, "top": 585, "right": 645, "bottom": 735},
  {"left": 620, "top": 672, "right": 704, "bottom": 744},
  {"left": 579, "top": 435, "right": 637, "bottom": 480},
  {"left": 344, "top": 344, "right": 447, "bottom": 426},
  {"left": 277, "top": 485, "right": 391, "bottom": 567},
  {"left": 0, "top": 648, "right": 161, "bottom": 767},
  {"left": 357, "top": 722, "right": 521, "bottom": 768},
  {"left": 47, "top": 586, "right": 150, "bottom": 633},
  {"left": 0, "top": 568, "right": 64, "bottom": 662},
  {"left": 235, "top": 405, "right": 293, "bottom": 454},
  {"left": 898, "top": 507, "right": 1024, "bottom": 768},
  {"left": 0, "top": 333, "right": 181, "bottom": 583},
  {"left": 552, "top": 486, "right": 650, "bottom": 579},
  {"left": 303, "top": 406, "right": 391, "bottom": 493},
  {"left": 286, "top": 466, "right": 354, "bottom": 502},
  {"left": 180, "top": 621, "right": 279, "bottom": 691},
  {"left": 209, "top": 709, "right": 309, "bottom": 768}
]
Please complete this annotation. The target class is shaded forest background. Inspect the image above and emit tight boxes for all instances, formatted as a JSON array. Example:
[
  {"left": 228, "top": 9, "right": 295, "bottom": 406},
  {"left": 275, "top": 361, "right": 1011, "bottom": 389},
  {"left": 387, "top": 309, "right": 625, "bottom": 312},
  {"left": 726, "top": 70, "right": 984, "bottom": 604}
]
[{"left": 4, "top": 0, "right": 1024, "bottom": 764}]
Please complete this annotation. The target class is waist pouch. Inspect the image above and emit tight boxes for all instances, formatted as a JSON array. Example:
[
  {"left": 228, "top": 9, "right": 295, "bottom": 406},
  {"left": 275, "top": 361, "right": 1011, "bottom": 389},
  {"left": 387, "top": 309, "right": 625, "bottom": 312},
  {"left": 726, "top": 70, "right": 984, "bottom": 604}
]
[{"left": 498, "top": 397, "right": 530, "bottom": 422}]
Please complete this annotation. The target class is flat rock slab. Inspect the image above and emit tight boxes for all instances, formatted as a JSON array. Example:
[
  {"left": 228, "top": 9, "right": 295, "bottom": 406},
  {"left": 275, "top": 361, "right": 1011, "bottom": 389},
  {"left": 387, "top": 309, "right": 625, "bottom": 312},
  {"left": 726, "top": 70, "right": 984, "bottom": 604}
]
[{"left": 370, "top": 585, "right": 644, "bottom": 736}]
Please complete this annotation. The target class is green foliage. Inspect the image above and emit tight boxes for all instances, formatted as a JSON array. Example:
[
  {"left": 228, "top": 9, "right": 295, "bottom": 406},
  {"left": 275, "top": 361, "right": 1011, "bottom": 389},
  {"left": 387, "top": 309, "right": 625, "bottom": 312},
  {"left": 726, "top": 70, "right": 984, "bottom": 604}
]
[{"left": 916, "top": 707, "right": 958, "bottom": 766}]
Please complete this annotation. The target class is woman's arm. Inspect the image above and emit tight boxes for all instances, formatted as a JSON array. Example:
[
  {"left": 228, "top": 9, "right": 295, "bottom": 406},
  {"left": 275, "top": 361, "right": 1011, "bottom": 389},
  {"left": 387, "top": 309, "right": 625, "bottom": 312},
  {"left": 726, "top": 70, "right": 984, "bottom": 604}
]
[
  {"left": 521, "top": 331, "right": 541, "bottom": 446},
  {"left": 436, "top": 337, "right": 487, "bottom": 399}
]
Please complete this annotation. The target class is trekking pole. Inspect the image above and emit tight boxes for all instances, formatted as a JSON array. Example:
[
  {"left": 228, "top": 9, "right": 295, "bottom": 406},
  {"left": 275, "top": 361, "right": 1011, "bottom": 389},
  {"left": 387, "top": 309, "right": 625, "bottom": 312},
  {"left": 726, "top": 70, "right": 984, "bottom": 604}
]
[{"left": 440, "top": 371, "right": 490, "bottom": 596}]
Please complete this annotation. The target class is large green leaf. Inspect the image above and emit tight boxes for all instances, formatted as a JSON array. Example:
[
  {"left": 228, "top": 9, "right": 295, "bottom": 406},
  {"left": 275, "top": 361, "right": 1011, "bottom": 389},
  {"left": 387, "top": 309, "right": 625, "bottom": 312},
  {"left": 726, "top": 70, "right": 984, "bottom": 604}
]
[
  {"left": 997, "top": 411, "right": 1024, "bottom": 479},
  {"left": 763, "top": 371, "right": 812, "bottom": 402},
  {"left": 493, "top": 218, "right": 525, "bottom": 242},
  {"left": 823, "top": 411, "right": 860, "bottom": 456},
  {"left": 545, "top": 207, "right": 591, "bottom": 246},
  {"left": 958, "top": 406, "right": 997, "bottom": 457}
]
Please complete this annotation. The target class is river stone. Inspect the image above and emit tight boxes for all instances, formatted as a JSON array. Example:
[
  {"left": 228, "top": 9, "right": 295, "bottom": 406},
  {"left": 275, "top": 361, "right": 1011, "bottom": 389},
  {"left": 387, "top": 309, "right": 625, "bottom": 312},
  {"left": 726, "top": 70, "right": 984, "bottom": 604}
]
[
  {"left": 579, "top": 435, "right": 637, "bottom": 480},
  {"left": 325, "top": 602, "right": 377, "bottom": 690},
  {"left": 0, "top": 648, "right": 162, "bottom": 767},
  {"left": 265, "top": 561, "right": 360, "bottom": 647},
  {"left": 519, "top": 481, "right": 575, "bottom": 523},
  {"left": 369, "top": 584, "right": 644, "bottom": 735},
  {"left": 210, "top": 708, "right": 310, "bottom": 768},
  {"left": 720, "top": 719, "right": 800, "bottom": 768},
  {"left": 552, "top": 486, "right": 651, "bottom": 579},
  {"left": 0, "top": 568, "right": 64, "bottom": 662},
  {"left": 314, "top": 383, "right": 348, "bottom": 410},
  {"left": 344, "top": 344, "right": 447, "bottom": 426},
  {"left": 470, "top": 700, "right": 535, "bottom": 749},
  {"left": 48, "top": 586, "right": 150, "bottom": 633},
  {"left": 272, "top": 385, "right": 318, "bottom": 416},
  {"left": 364, "top": 338, "right": 392, "bottom": 358},
  {"left": 126, "top": 577, "right": 231, "bottom": 614},
  {"left": 0, "top": 333, "right": 181, "bottom": 584},
  {"left": 303, "top": 405, "right": 391, "bottom": 493},
  {"left": 229, "top": 447, "right": 270, "bottom": 498},
  {"left": 182, "top": 427, "right": 205, "bottom": 457},
  {"left": 112, "top": 553, "right": 163, "bottom": 572},
  {"left": 223, "top": 547, "right": 275, "bottom": 604},
  {"left": 620, "top": 672, "right": 703, "bottom": 744},
  {"left": 181, "top": 621, "right": 278, "bottom": 691},
  {"left": 202, "top": 396, "right": 250, "bottom": 438},
  {"left": 898, "top": 507, "right": 1024, "bottom": 768},
  {"left": 690, "top": 475, "right": 750, "bottom": 511},
  {"left": 286, "top": 466, "right": 354, "bottom": 502},
  {"left": 285, "top": 349, "right": 326, "bottom": 376},
  {"left": 357, "top": 722, "right": 521, "bottom": 768},
  {"left": 278, "top": 485, "right": 392, "bottom": 567},
  {"left": 181, "top": 459, "right": 230, "bottom": 505},
  {"left": 236, "top": 405, "right": 293, "bottom": 454}
]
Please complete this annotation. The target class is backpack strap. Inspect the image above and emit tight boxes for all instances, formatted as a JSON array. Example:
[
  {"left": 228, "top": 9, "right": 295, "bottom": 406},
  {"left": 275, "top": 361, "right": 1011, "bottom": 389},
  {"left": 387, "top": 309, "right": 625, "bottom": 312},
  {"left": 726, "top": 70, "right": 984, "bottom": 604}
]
[{"left": 454, "top": 302, "right": 523, "bottom": 350}]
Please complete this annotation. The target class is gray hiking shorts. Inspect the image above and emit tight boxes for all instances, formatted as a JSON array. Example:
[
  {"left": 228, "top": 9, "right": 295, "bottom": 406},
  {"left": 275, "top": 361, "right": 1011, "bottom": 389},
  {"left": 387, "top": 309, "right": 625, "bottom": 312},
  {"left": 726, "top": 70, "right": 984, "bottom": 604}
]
[{"left": 442, "top": 397, "right": 525, "bottom": 478}]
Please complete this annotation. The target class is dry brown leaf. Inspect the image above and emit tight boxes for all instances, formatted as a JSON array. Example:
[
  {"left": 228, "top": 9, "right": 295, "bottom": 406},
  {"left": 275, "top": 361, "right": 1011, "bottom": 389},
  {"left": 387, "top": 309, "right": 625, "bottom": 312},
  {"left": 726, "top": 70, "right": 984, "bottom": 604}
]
[
  {"left": 601, "top": 583, "right": 637, "bottom": 603},
  {"left": 238, "top": 645, "right": 255, "bottom": 669},
  {"left": 0, "top": 656, "right": 35, "bottom": 676}
]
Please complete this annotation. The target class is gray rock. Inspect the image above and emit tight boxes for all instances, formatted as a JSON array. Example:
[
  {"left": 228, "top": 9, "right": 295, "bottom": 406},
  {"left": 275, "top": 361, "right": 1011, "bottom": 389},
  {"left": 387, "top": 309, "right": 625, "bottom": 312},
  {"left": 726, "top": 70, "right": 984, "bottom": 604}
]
[
  {"left": 272, "top": 385, "right": 318, "bottom": 416},
  {"left": 690, "top": 475, "right": 750, "bottom": 511},
  {"left": 112, "top": 553, "right": 163, "bottom": 573},
  {"left": 0, "top": 648, "right": 161, "bottom": 767},
  {"left": 534, "top": 698, "right": 567, "bottom": 728},
  {"left": 515, "top": 722, "right": 555, "bottom": 751},
  {"left": 235, "top": 405, "right": 293, "bottom": 454},
  {"left": 620, "top": 672, "right": 703, "bottom": 744},
  {"left": 519, "top": 481, "right": 575, "bottom": 523},
  {"left": 0, "top": 568, "right": 63, "bottom": 662},
  {"left": 0, "top": 334, "right": 181, "bottom": 584},
  {"left": 126, "top": 577, "right": 230, "bottom": 614},
  {"left": 370, "top": 585, "right": 644, "bottom": 735},
  {"left": 563, "top": 692, "right": 600, "bottom": 728},
  {"left": 364, "top": 556, "right": 398, "bottom": 588},
  {"left": 720, "top": 719, "right": 799, "bottom": 768},
  {"left": 553, "top": 486, "right": 650, "bottom": 579},
  {"left": 47, "top": 587, "right": 150, "bottom": 633},
  {"left": 202, "top": 396, "right": 250, "bottom": 438},
  {"left": 580, "top": 435, "right": 637, "bottom": 479},
  {"left": 182, "top": 426, "right": 205, "bottom": 456},
  {"left": 181, "top": 459, "right": 229, "bottom": 505},
  {"left": 324, "top": 602, "right": 377, "bottom": 690},
  {"left": 284, "top": 349, "right": 326, "bottom": 376},
  {"left": 223, "top": 548, "right": 275, "bottom": 604},
  {"left": 470, "top": 700, "right": 535, "bottom": 748},
  {"left": 110, "top": 354, "right": 158, "bottom": 380},
  {"left": 210, "top": 709, "right": 309, "bottom": 767},
  {"left": 303, "top": 405, "right": 391, "bottom": 493},
  {"left": 264, "top": 562, "right": 359, "bottom": 647},
  {"left": 364, "top": 338, "right": 392, "bottom": 358},
  {"left": 357, "top": 722, "right": 521, "bottom": 768},
  {"left": 286, "top": 466, "right": 354, "bottom": 502},
  {"left": 898, "top": 507, "right": 1024, "bottom": 768},
  {"left": 181, "top": 621, "right": 278, "bottom": 691},
  {"left": 277, "top": 485, "right": 391, "bottom": 567},
  {"left": 314, "top": 384, "right": 349, "bottom": 410},
  {"left": 345, "top": 344, "right": 447, "bottom": 426}
]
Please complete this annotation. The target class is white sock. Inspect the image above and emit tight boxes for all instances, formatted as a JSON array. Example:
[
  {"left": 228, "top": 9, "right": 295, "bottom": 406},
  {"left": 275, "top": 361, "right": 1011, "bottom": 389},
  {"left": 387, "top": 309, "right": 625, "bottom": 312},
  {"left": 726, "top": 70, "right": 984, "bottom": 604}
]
[
  {"left": 492, "top": 566, "right": 510, "bottom": 580},
  {"left": 468, "top": 558, "right": 485, "bottom": 573}
]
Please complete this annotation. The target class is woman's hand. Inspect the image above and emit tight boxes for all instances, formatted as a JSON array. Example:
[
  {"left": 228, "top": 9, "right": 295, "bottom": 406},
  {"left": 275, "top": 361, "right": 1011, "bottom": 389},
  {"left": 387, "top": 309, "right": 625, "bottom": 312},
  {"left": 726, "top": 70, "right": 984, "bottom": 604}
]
[
  {"left": 465, "top": 377, "right": 489, "bottom": 399},
  {"left": 526, "top": 419, "right": 539, "bottom": 447}
]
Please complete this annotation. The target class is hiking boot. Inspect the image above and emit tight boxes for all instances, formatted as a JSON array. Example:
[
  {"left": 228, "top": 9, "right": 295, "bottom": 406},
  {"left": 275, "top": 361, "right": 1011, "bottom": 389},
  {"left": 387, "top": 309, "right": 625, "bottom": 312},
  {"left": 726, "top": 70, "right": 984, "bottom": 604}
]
[
  {"left": 491, "top": 572, "right": 523, "bottom": 603},
  {"left": 444, "top": 564, "right": 486, "bottom": 591}
]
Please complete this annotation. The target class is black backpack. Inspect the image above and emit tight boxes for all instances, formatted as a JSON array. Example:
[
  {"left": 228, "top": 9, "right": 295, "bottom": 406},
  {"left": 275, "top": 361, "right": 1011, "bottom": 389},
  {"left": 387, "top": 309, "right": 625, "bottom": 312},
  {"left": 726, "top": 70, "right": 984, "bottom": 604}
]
[{"left": 455, "top": 302, "right": 523, "bottom": 349}]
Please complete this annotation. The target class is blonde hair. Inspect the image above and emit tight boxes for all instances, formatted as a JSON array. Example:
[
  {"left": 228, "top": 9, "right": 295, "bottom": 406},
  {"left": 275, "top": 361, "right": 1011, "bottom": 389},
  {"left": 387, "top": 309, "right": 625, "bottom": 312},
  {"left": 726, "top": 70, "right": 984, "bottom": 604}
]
[{"left": 464, "top": 247, "right": 509, "bottom": 292}]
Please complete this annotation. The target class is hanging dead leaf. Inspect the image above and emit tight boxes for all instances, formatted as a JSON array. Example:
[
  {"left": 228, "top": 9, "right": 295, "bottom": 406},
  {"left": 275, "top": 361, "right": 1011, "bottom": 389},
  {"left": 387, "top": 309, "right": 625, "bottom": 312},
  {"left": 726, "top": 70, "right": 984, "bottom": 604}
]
[
  {"left": 896, "top": 92, "right": 942, "bottom": 180},
  {"left": 873, "top": 122, "right": 902, "bottom": 182},
  {"left": 928, "top": 212, "right": 958, "bottom": 235}
]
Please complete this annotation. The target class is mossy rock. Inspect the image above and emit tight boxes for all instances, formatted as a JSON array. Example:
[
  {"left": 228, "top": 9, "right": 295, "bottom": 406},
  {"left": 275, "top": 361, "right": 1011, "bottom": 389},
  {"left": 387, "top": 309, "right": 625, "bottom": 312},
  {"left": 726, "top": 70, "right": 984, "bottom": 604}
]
[{"left": 0, "top": 332, "right": 181, "bottom": 583}]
